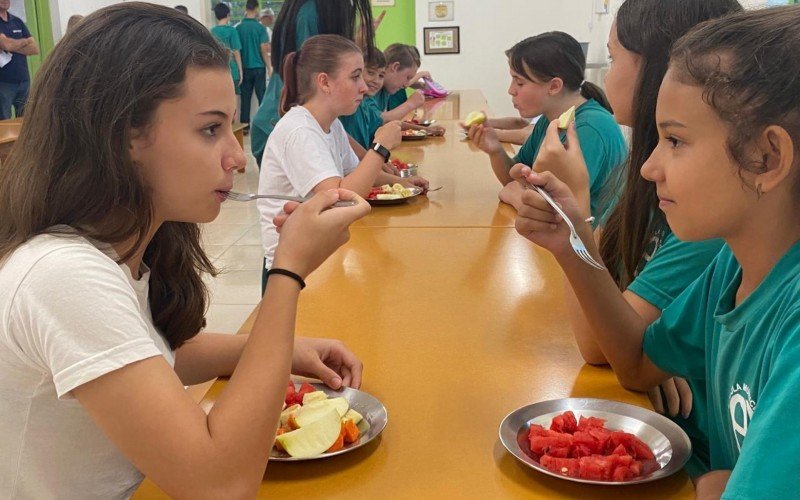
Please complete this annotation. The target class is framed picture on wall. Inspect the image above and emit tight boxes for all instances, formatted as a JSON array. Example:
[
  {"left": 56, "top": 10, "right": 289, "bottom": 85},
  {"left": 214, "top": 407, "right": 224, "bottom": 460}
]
[
  {"left": 428, "top": 1, "right": 454, "bottom": 22},
  {"left": 423, "top": 26, "right": 460, "bottom": 55},
  {"left": 371, "top": 0, "right": 395, "bottom": 6}
]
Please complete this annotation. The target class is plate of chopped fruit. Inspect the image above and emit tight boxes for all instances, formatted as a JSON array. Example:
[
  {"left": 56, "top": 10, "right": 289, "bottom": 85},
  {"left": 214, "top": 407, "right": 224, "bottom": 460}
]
[
  {"left": 366, "top": 184, "right": 423, "bottom": 205},
  {"left": 499, "top": 398, "right": 691, "bottom": 485},
  {"left": 272, "top": 381, "right": 388, "bottom": 461}
]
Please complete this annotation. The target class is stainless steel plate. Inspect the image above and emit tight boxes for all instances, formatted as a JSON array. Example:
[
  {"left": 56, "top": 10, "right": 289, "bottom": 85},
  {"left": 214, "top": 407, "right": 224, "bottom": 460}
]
[
  {"left": 270, "top": 383, "right": 388, "bottom": 461},
  {"left": 499, "top": 398, "right": 692, "bottom": 485},
  {"left": 367, "top": 186, "right": 424, "bottom": 206}
]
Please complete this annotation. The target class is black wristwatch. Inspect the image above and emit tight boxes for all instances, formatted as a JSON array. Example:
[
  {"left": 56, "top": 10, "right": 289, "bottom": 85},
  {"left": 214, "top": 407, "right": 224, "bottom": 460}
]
[{"left": 369, "top": 142, "right": 391, "bottom": 162}]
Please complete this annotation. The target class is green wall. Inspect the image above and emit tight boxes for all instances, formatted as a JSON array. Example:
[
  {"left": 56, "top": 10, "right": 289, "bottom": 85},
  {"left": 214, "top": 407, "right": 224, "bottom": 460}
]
[{"left": 372, "top": 1, "right": 415, "bottom": 50}]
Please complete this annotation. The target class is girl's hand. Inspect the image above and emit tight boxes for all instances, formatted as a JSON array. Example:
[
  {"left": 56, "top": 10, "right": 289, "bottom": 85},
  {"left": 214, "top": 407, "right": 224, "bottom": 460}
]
[
  {"left": 374, "top": 120, "right": 402, "bottom": 150},
  {"left": 425, "top": 125, "right": 446, "bottom": 136},
  {"left": 512, "top": 166, "right": 583, "bottom": 257},
  {"left": 382, "top": 162, "right": 399, "bottom": 175},
  {"left": 648, "top": 377, "right": 693, "bottom": 419},
  {"left": 467, "top": 123, "right": 503, "bottom": 155},
  {"left": 272, "top": 189, "right": 370, "bottom": 279},
  {"left": 401, "top": 175, "right": 429, "bottom": 193},
  {"left": 292, "top": 337, "right": 364, "bottom": 389},
  {"left": 533, "top": 121, "right": 590, "bottom": 210},
  {"left": 407, "top": 90, "right": 426, "bottom": 109}
]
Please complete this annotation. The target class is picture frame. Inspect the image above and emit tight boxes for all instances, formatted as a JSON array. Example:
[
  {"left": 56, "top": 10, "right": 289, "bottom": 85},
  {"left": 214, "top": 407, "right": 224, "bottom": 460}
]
[
  {"left": 428, "top": 1, "right": 454, "bottom": 22},
  {"left": 371, "top": 0, "right": 395, "bottom": 6},
  {"left": 423, "top": 26, "right": 460, "bottom": 55}
]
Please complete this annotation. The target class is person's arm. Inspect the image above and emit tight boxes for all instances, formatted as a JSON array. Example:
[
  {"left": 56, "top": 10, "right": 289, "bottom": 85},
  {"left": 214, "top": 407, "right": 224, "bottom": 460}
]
[
  {"left": 512, "top": 168, "right": 671, "bottom": 390},
  {"left": 381, "top": 90, "right": 425, "bottom": 123},
  {"left": 0, "top": 35, "right": 35, "bottom": 54},
  {"left": 16, "top": 37, "right": 38, "bottom": 56},
  {"left": 495, "top": 125, "right": 533, "bottom": 145},
  {"left": 233, "top": 50, "right": 243, "bottom": 85},
  {"left": 565, "top": 285, "right": 661, "bottom": 365},
  {"left": 695, "top": 471, "right": 731, "bottom": 500},
  {"left": 313, "top": 122, "right": 401, "bottom": 197},
  {"left": 347, "top": 133, "right": 368, "bottom": 160},
  {"left": 487, "top": 116, "right": 531, "bottom": 130},
  {"left": 71, "top": 190, "right": 369, "bottom": 498},
  {"left": 259, "top": 43, "right": 270, "bottom": 75}
]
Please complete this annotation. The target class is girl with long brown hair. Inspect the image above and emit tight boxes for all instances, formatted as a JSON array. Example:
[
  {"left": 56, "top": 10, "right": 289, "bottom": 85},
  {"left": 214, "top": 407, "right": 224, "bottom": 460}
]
[{"left": 0, "top": 4, "right": 368, "bottom": 497}]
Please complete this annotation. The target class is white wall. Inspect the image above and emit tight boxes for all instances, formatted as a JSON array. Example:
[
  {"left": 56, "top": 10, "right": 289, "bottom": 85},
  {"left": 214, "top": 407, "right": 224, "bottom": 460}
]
[
  {"left": 416, "top": 0, "right": 621, "bottom": 117},
  {"left": 50, "top": 0, "right": 209, "bottom": 39}
]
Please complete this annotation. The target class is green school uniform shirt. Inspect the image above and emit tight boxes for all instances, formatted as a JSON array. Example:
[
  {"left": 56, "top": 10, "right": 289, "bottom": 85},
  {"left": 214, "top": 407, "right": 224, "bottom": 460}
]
[
  {"left": 250, "top": 0, "right": 319, "bottom": 164},
  {"left": 514, "top": 99, "right": 627, "bottom": 223},
  {"left": 387, "top": 88, "right": 408, "bottom": 111},
  {"left": 210, "top": 25, "right": 242, "bottom": 93},
  {"left": 644, "top": 241, "right": 800, "bottom": 498},
  {"left": 626, "top": 226, "right": 724, "bottom": 477},
  {"left": 372, "top": 88, "right": 390, "bottom": 113},
  {"left": 235, "top": 18, "right": 268, "bottom": 69},
  {"left": 340, "top": 97, "right": 383, "bottom": 149}
]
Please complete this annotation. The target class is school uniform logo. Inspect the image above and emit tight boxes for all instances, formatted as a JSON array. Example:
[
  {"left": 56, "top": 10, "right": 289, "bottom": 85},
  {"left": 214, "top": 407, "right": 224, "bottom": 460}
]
[{"left": 729, "top": 382, "right": 756, "bottom": 451}]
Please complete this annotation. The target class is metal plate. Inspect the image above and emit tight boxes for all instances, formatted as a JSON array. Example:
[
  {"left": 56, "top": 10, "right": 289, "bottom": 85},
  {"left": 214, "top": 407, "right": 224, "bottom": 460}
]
[
  {"left": 270, "top": 383, "right": 388, "bottom": 461},
  {"left": 401, "top": 132, "right": 429, "bottom": 141},
  {"left": 499, "top": 398, "right": 692, "bottom": 485},
  {"left": 367, "top": 186, "right": 424, "bottom": 206}
]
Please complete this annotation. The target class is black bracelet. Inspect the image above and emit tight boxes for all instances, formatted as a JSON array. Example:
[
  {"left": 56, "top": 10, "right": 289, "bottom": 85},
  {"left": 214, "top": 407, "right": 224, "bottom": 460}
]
[{"left": 266, "top": 268, "right": 306, "bottom": 289}]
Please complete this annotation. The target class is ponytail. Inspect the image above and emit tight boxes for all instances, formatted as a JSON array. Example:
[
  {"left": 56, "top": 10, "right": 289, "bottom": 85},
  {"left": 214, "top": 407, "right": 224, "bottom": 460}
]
[
  {"left": 278, "top": 34, "right": 362, "bottom": 116},
  {"left": 280, "top": 51, "right": 300, "bottom": 116},
  {"left": 580, "top": 81, "right": 612, "bottom": 113}
]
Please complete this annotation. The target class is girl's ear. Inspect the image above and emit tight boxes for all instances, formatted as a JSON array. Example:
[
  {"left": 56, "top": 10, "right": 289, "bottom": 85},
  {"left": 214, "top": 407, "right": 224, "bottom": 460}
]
[
  {"left": 388, "top": 61, "right": 400, "bottom": 73},
  {"left": 316, "top": 72, "right": 331, "bottom": 95},
  {"left": 547, "top": 77, "right": 564, "bottom": 96},
  {"left": 754, "top": 125, "right": 796, "bottom": 194}
]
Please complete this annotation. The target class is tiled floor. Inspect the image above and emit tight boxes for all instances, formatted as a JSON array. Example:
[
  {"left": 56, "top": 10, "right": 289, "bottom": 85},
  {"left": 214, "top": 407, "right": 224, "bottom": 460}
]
[{"left": 201, "top": 136, "right": 263, "bottom": 334}]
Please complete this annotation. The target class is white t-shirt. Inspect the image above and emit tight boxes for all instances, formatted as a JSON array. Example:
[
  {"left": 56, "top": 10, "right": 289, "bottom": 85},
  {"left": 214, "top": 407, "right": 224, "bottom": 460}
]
[
  {"left": 0, "top": 231, "right": 174, "bottom": 499},
  {"left": 258, "top": 105, "right": 359, "bottom": 268}
]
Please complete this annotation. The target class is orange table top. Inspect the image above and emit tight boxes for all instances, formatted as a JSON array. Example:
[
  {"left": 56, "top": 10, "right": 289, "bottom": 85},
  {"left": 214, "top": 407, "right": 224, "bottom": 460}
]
[{"left": 133, "top": 92, "right": 693, "bottom": 499}]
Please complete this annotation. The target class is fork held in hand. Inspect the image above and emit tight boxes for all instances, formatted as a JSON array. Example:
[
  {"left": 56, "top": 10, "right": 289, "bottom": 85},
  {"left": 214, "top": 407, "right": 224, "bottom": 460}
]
[
  {"left": 526, "top": 183, "right": 606, "bottom": 270},
  {"left": 224, "top": 191, "right": 358, "bottom": 208}
]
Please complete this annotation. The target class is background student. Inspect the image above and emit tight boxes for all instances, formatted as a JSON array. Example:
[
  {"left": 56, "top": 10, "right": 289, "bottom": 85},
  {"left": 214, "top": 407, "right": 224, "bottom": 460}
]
[
  {"left": 249, "top": 0, "right": 376, "bottom": 166},
  {"left": 258, "top": 35, "right": 427, "bottom": 292},
  {"left": 469, "top": 31, "right": 627, "bottom": 224},
  {"left": 236, "top": 0, "right": 270, "bottom": 128},
  {"left": 211, "top": 3, "right": 243, "bottom": 112}
]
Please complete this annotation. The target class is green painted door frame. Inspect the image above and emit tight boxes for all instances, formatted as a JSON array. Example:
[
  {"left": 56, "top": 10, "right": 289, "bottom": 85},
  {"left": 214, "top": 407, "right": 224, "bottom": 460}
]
[{"left": 22, "top": 0, "right": 54, "bottom": 79}]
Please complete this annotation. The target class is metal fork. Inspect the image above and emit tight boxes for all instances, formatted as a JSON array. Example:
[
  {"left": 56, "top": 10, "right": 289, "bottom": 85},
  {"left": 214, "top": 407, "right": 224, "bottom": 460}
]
[
  {"left": 526, "top": 184, "right": 606, "bottom": 270},
  {"left": 224, "top": 191, "right": 357, "bottom": 207}
]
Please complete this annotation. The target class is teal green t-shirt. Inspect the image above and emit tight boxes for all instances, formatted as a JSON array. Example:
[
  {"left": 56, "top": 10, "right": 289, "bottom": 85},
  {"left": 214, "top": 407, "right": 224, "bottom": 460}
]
[
  {"left": 513, "top": 100, "right": 627, "bottom": 222},
  {"left": 210, "top": 25, "right": 242, "bottom": 92},
  {"left": 250, "top": 0, "right": 319, "bottom": 163},
  {"left": 372, "top": 88, "right": 390, "bottom": 112},
  {"left": 235, "top": 18, "right": 268, "bottom": 70},
  {"left": 644, "top": 241, "right": 800, "bottom": 498},
  {"left": 387, "top": 88, "right": 408, "bottom": 111},
  {"left": 340, "top": 97, "right": 383, "bottom": 149},
  {"left": 626, "top": 227, "right": 724, "bottom": 477}
]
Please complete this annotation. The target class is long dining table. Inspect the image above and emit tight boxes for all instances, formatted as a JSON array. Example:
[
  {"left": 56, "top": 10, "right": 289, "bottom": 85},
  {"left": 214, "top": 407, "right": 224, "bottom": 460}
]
[{"left": 134, "top": 91, "right": 694, "bottom": 499}]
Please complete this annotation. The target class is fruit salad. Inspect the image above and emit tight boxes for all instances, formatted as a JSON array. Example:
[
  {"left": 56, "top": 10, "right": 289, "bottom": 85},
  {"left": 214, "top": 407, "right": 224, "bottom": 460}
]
[
  {"left": 368, "top": 183, "right": 414, "bottom": 201},
  {"left": 273, "top": 382, "right": 367, "bottom": 459}
]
